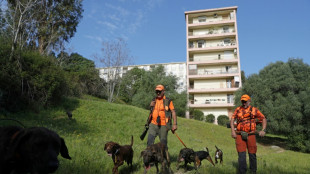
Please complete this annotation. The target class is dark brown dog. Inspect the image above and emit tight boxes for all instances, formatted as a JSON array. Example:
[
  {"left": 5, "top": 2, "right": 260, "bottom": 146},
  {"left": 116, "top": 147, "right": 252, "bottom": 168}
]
[
  {"left": 140, "top": 142, "right": 172, "bottom": 174},
  {"left": 177, "top": 147, "right": 215, "bottom": 171},
  {"left": 0, "top": 126, "right": 71, "bottom": 174},
  {"left": 215, "top": 145, "right": 223, "bottom": 164},
  {"left": 104, "top": 136, "right": 134, "bottom": 174}
]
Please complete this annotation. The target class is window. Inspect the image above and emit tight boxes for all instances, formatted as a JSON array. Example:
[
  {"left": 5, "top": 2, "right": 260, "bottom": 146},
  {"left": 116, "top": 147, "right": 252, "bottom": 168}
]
[
  {"left": 198, "top": 40, "right": 205, "bottom": 48},
  {"left": 189, "top": 42, "right": 194, "bottom": 48},
  {"left": 198, "top": 16, "right": 206, "bottom": 22},
  {"left": 223, "top": 26, "right": 229, "bottom": 33},
  {"left": 224, "top": 38, "right": 231, "bottom": 45}
]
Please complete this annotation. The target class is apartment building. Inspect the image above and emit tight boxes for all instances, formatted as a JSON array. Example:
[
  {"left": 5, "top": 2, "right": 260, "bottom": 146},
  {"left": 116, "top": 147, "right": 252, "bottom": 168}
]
[
  {"left": 185, "top": 6, "right": 242, "bottom": 123},
  {"left": 99, "top": 62, "right": 187, "bottom": 93}
]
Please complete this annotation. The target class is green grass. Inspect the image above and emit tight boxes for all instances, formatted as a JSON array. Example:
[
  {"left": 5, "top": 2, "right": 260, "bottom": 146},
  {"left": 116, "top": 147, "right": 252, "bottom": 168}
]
[{"left": 1, "top": 96, "right": 309, "bottom": 174}]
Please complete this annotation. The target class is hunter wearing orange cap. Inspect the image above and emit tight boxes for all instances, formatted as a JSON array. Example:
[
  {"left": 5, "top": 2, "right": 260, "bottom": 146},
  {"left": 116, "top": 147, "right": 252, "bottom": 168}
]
[
  {"left": 230, "top": 94, "right": 267, "bottom": 174},
  {"left": 147, "top": 84, "right": 177, "bottom": 147}
]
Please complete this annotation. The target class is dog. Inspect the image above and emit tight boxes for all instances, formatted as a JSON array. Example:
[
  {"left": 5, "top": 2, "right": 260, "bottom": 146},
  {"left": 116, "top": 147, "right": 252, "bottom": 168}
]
[
  {"left": 215, "top": 145, "right": 223, "bottom": 164},
  {"left": 0, "top": 126, "right": 71, "bottom": 174},
  {"left": 177, "top": 147, "right": 215, "bottom": 171},
  {"left": 104, "top": 135, "right": 134, "bottom": 174},
  {"left": 140, "top": 142, "right": 172, "bottom": 174}
]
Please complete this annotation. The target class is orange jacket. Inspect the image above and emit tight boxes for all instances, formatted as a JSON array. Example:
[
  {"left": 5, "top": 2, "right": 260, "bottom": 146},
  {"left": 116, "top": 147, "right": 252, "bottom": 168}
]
[
  {"left": 151, "top": 96, "right": 174, "bottom": 126},
  {"left": 232, "top": 106, "right": 265, "bottom": 133}
]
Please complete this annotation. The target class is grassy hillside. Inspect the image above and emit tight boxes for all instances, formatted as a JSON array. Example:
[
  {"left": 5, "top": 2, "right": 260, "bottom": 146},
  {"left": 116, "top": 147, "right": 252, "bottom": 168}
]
[{"left": 1, "top": 96, "right": 309, "bottom": 174}]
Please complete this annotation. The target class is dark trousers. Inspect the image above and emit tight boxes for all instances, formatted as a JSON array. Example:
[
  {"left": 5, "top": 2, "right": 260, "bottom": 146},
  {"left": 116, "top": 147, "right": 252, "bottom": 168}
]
[
  {"left": 238, "top": 152, "right": 257, "bottom": 174},
  {"left": 147, "top": 123, "right": 168, "bottom": 147}
]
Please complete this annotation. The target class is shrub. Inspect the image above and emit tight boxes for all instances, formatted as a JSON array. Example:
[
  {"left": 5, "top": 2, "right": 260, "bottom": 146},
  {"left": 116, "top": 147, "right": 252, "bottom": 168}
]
[
  {"left": 217, "top": 115, "right": 229, "bottom": 126},
  {"left": 205, "top": 114, "right": 215, "bottom": 123},
  {"left": 193, "top": 109, "right": 204, "bottom": 121}
]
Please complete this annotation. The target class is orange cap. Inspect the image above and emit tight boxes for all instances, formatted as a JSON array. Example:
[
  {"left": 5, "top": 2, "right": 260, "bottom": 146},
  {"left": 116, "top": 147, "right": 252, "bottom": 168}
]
[
  {"left": 155, "top": 85, "right": 164, "bottom": 91},
  {"left": 240, "top": 94, "right": 251, "bottom": 101}
]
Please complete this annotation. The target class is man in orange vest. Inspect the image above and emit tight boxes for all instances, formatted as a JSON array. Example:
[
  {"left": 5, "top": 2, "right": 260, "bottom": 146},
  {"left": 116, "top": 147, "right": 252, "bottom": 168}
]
[
  {"left": 230, "top": 94, "right": 267, "bottom": 174},
  {"left": 147, "top": 85, "right": 177, "bottom": 147}
]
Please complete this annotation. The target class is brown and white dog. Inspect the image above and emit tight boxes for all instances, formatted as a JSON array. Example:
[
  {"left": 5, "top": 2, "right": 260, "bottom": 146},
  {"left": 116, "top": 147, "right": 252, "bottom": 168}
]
[
  {"left": 0, "top": 126, "right": 71, "bottom": 174},
  {"left": 215, "top": 145, "right": 223, "bottom": 164},
  {"left": 141, "top": 142, "right": 172, "bottom": 174},
  {"left": 104, "top": 136, "right": 134, "bottom": 174}
]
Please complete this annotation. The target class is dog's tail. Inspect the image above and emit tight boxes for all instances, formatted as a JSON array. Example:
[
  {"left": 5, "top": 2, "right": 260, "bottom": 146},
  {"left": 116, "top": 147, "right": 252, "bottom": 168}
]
[
  {"left": 130, "top": 135, "right": 133, "bottom": 146},
  {"left": 215, "top": 145, "right": 219, "bottom": 150},
  {"left": 205, "top": 147, "right": 209, "bottom": 153}
]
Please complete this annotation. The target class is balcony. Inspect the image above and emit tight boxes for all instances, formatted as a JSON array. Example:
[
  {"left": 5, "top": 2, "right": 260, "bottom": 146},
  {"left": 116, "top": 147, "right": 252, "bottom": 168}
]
[
  {"left": 189, "top": 69, "right": 238, "bottom": 75},
  {"left": 188, "top": 59, "right": 238, "bottom": 65},
  {"left": 189, "top": 101, "right": 234, "bottom": 108},
  {"left": 188, "top": 87, "right": 239, "bottom": 94},
  {"left": 188, "top": 19, "right": 235, "bottom": 29}
]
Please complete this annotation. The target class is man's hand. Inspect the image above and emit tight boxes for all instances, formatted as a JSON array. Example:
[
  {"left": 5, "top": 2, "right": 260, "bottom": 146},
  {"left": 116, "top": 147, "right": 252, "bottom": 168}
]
[
  {"left": 231, "top": 131, "right": 237, "bottom": 139},
  {"left": 172, "top": 125, "right": 177, "bottom": 133},
  {"left": 150, "top": 101, "right": 155, "bottom": 107},
  {"left": 258, "top": 130, "right": 266, "bottom": 137}
]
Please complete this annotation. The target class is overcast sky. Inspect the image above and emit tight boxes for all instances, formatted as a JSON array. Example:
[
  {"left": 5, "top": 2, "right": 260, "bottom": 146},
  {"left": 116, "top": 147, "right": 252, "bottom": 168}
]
[{"left": 69, "top": 0, "right": 310, "bottom": 76}]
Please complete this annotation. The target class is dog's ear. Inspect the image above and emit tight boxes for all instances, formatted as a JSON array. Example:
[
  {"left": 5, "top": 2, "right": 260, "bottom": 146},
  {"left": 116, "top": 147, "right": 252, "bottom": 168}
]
[
  {"left": 60, "top": 137, "right": 71, "bottom": 160},
  {"left": 104, "top": 143, "right": 108, "bottom": 150}
]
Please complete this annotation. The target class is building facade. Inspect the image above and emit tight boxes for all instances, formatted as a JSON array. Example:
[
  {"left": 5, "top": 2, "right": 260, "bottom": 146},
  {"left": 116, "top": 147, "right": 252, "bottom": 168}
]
[
  {"left": 99, "top": 62, "right": 187, "bottom": 93},
  {"left": 185, "top": 6, "right": 242, "bottom": 123}
]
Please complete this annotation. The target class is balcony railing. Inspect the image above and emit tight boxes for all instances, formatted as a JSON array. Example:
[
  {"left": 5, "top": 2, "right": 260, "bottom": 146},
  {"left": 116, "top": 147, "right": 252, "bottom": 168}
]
[
  {"left": 188, "top": 18, "right": 233, "bottom": 25},
  {"left": 189, "top": 42, "right": 236, "bottom": 49},
  {"left": 189, "top": 69, "right": 238, "bottom": 76},
  {"left": 188, "top": 56, "right": 238, "bottom": 62},
  {"left": 188, "top": 30, "right": 235, "bottom": 36}
]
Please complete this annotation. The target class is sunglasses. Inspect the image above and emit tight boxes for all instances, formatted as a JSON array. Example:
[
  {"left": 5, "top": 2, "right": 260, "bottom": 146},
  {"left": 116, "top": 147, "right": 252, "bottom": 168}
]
[
  {"left": 241, "top": 100, "right": 247, "bottom": 103},
  {"left": 155, "top": 90, "right": 162, "bottom": 94}
]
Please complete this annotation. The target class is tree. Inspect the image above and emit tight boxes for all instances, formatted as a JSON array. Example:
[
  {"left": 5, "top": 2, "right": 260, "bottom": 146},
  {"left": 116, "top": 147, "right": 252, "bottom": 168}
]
[
  {"left": 3, "top": 0, "right": 83, "bottom": 55},
  {"left": 238, "top": 58, "right": 310, "bottom": 152},
  {"left": 57, "top": 52, "right": 103, "bottom": 97},
  {"left": 96, "top": 38, "right": 132, "bottom": 102}
]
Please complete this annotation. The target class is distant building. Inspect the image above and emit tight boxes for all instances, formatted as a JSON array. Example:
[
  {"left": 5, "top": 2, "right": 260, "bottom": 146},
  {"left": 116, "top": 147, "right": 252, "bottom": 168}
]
[
  {"left": 99, "top": 62, "right": 187, "bottom": 93},
  {"left": 185, "top": 6, "right": 242, "bottom": 123}
]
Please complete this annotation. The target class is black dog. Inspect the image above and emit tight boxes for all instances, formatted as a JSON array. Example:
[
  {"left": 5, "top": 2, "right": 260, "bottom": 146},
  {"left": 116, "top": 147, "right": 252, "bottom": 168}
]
[
  {"left": 0, "top": 126, "right": 71, "bottom": 174},
  {"left": 141, "top": 142, "right": 172, "bottom": 174},
  {"left": 104, "top": 136, "right": 134, "bottom": 174},
  {"left": 215, "top": 145, "right": 223, "bottom": 164},
  {"left": 177, "top": 147, "right": 215, "bottom": 171}
]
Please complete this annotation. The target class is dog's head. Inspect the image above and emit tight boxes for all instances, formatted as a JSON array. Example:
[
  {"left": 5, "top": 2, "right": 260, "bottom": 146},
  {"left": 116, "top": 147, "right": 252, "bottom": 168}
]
[
  {"left": 10, "top": 127, "right": 71, "bottom": 174},
  {"left": 140, "top": 147, "right": 159, "bottom": 170},
  {"left": 104, "top": 142, "right": 120, "bottom": 157},
  {"left": 178, "top": 148, "right": 195, "bottom": 162}
]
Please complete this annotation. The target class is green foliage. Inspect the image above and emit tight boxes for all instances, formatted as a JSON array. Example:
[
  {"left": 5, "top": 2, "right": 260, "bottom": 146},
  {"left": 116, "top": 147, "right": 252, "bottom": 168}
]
[
  {"left": 217, "top": 115, "right": 229, "bottom": 126},
  {"left": 57, "top": 52, "right": 104, "bottom": 97},
  {"left": 193, "top": 109, "right": 204, "bottom": 121},
  {"left": 239, "top": 58, "right": 310, "bottom": 152},
  {"left": 205, "top": 114, "right": 215, "bottom": 123},
  {"left": 119, "top": 65, "right": 187, "bottom": 117},
  {"left": 5, "top": 0, "right": 83, "bottom": 54},
  {"left": 0, "top": 39, "right": 67, "bottom": 111}
]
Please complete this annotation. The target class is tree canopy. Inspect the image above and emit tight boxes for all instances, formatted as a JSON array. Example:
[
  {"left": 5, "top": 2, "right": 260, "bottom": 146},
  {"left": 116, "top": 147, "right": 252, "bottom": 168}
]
[{"left": 236, "top": 58, "right": 310, "bottom": 152}]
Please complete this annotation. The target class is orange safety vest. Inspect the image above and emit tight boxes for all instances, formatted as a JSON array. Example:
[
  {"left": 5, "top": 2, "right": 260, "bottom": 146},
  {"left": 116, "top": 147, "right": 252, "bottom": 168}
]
[
  {"left": 151, "top": 96, "right": 174, "bottom": 126},
  {"left": 232, "top": 106, "right": 265, "bottom": 133}
]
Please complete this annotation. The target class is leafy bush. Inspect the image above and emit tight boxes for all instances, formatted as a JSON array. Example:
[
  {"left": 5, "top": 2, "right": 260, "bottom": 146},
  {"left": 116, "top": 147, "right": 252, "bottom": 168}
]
[
  {"left": 193, "top": 110, "right": 204, "bottom": 121},
  {"left": 217, "top": 115, "right": 229, "bottom": 126},
  {"left": 205, "top": 114, "right": 215, "bottom": 123}
]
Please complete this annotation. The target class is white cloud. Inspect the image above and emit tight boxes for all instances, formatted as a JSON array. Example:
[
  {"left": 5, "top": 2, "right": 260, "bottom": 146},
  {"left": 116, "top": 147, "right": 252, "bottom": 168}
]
[{"left": 84, "top": 35, "right": 103, "bottom": 43}]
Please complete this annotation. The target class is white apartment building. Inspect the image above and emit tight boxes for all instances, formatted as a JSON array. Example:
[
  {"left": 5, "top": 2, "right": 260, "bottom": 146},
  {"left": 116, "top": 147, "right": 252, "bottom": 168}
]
[
  {"left": 185, "top": 6, "right": 242, "bottom": 123},
  {"left": 99, "top": 62, "right": 187, "bottom": 93}
]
